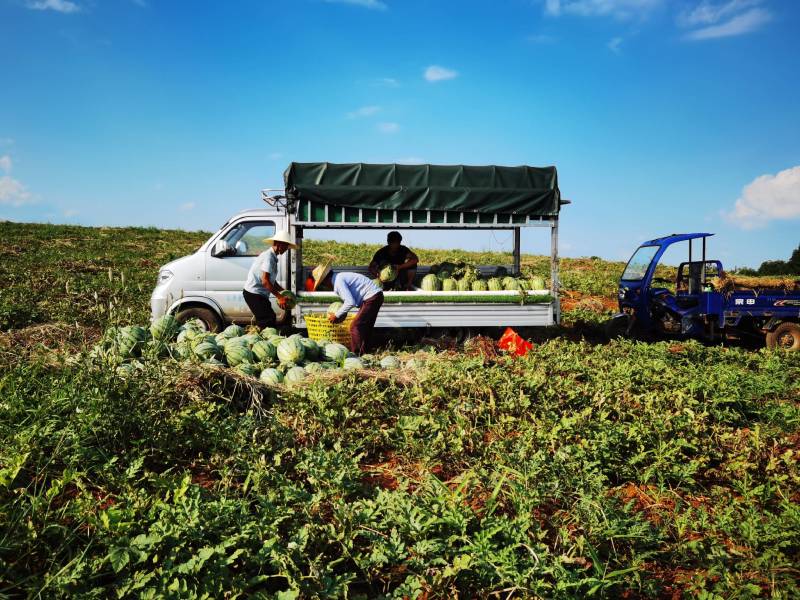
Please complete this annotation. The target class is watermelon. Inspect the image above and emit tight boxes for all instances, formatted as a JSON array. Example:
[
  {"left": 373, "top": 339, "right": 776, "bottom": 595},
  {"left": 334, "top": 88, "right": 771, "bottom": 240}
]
[
  {"left": 324, "top": 342, "right": 349, "bottom": 364},
  {"left": 259, "top": 368, "right": 284, "bottom": 385},
  {"left": 504, "top": 278, "right": 521, "bottom": 291},
  {"left": 220, "top": 324, "right": 244, "bottom": 339},
  {"left": 235, "top": 363, "right": 260, "bottom": 377},
  {"left": 277, "top": 337, "right": 305, "bottom": 364},
  {"left": 344, "top": 357, "right": 365, "bottom": 370},
  {"left": 241, "top": 333, "right": 261, "bottom": 347},
  {"left": 173, "top": 342, "right": 192, "bottom": 360},
  {"left": 372, "top": 278, "right": 383, "bottom": 288},
  {"left": 406, "top": 358, "right": 425, "bottom": 370},
  {"left": 260, "top": 327, "right": 278, "bottom": 339},
  {"left": 327, "top": 302, "right": 344, "bottom": 316},
  {"left": 441, "top": 278, "right": 457, "bottom": 292},
  {"left": 226, "top": 344, "right": 254, "bottom": 366},
  {"left": 299, "top": 337, "right": 320, "bottom": 361},
  {"left": 150, "top": 314, "right": 179, "bottom": 341},
  {"left": 456, "top": 278, "right": 472, "bottom": 292},
  {"left": 304, "top": 362, "right": 324, "bottom": 374},
  {"left": 529, "top": 276, "right": 546, "bottom": 290},
  {"left": 421, "top": 274, "right": 441, "bottom": 292},
  {"left": 379, "top": 264, "right": 398, "bottom": 283},
  {"left": 116, "top": 363, "right": 136, "bottom": 377},
  {"left": 471, "top": 280, "right": 488, "bottom": 292},
  {"left": 487, "top": 278, "right": 503, "bottom": 291},
  {"left": 191, "top": 333, "right": 217, "bottom": 349},
  {"left": 204, "top": 357, "right": 225, "bottom": 367},
  {"left": 285, "top": 366, "right": 306, "bottom": 385},
  {"left": 116, "top": 326, "right": 149, "bottom": 357},
  {"left": 252, "top": 340, "right": 277, "bottom": 362},
  {"left": 380, "top": 355, "right": 401, "bottom": 369},
  {"left": 268, "top": 335, "right": 286, "bottom": 345},
  {"left": 194, "top": 340, "right": 220, "bottom": 360},
  {"left": 280, "top": 290, "right": 297, "bottom": 309}
]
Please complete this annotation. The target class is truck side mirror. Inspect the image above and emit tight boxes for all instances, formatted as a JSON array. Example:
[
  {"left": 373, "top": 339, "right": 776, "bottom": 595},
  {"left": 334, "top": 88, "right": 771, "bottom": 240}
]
[{"left": 212, "top": 239, "right": 231, "bottom": 257}]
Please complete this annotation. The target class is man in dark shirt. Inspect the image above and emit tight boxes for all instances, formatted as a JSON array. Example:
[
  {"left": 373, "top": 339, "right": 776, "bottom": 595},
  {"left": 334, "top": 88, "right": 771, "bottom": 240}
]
[{"left": 369, "top": 231, "right": 419, "bottom": 290}]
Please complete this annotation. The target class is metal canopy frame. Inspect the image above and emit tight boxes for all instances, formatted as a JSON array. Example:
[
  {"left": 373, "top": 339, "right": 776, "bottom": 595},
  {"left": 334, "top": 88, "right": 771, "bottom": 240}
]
[{"left": 261, "top": 189, "right": 563, "bottom": 325}]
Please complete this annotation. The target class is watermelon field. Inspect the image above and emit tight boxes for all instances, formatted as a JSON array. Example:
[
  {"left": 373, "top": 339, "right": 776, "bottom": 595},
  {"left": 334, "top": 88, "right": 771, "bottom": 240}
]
[{"left": 1, "top": 221, "right": 799, "bottom": 598}]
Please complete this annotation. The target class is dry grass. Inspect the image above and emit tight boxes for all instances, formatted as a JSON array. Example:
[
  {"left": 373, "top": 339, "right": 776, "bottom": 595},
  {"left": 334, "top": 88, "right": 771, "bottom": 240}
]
[{"left": 710, "top": 274, "right": 800, "bottom": 293}]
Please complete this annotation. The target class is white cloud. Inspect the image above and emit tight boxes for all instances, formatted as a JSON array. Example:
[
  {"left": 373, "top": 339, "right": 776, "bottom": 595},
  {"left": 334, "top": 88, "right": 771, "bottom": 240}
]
[
  {"left": 678, "top": 0, "right": 760, "bottom": 26},
  {"left": 683, "top": 6, "right": 771, "bottom": 40},
  {"left": 0, "top": 155, "right": 11, "bottom": 173},
  {"left": 0, "top": 176, "right": 33, "bottom": 206},
  {"left": 377, "top": 122, "right": 399, "bottom": 134},
  {"left": 374, "top": 77, "right": 400, "bottom": 87},
  {"left": 346, "top": 105, "right": 381, "bottom": 119},
  {"left": 323, "top": 0, "right": 387, "bottom": 10},
  {"left": 544, "top": 0, "right": 662, "bottom": 19},
  {"left": 179, "top": 202, "right": 196, "bottom": 212},
  {"left": 607, "top": 36, "right": 624, "bottom": 52},
  {"left": 27, "top": 0, "right": 80, "bottom": 13},
  {"left": 0, "top": 138, "right": 14, "bottom": 146},
  {"left": 725, "top": 165, "right": 800, "bottom": 229},
  {"left": 63, "top": 208, "right": 79, "bottom": 217},
  {"left": 424, "top": 65, "right": 458, "bottom": 82}
]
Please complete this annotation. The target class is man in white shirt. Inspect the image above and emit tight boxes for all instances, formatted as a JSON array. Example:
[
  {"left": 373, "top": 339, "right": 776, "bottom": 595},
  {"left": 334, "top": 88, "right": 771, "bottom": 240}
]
[
  {"left": 312, "top": 264, "right": 384, "bottom": 355},
  {"left": 242, "top": 231, "right": 297, "bottom": 328}
]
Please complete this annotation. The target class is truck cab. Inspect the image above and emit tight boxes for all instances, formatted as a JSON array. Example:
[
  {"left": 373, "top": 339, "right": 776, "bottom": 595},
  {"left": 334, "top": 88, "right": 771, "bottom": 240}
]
[{"left": 150, "top": 207, "right": 291, "bottom": 331}]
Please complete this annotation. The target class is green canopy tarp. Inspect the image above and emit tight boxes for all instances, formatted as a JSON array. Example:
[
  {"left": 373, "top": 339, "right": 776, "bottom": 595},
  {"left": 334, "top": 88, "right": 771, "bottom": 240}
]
[{"left": 284, "top": 162, "right": 560, "bottom": 216}]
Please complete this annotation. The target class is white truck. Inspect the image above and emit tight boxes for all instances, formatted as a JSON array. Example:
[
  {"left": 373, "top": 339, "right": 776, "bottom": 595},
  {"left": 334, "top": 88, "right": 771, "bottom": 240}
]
[{"left": 150, "top": 162, "right": 568, "bottom": 333}]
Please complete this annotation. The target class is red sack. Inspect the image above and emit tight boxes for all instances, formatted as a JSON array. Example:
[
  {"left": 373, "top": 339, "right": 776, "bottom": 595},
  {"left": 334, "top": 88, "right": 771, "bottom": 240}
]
[{"left": 498, "top": 327, "right": 533, "bottom": 357}]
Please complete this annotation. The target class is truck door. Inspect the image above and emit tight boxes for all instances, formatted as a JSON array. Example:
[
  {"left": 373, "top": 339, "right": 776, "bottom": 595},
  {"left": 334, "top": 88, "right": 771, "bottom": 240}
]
[{"left": 205, "top": 219, "right": 286, "bottom": 320}]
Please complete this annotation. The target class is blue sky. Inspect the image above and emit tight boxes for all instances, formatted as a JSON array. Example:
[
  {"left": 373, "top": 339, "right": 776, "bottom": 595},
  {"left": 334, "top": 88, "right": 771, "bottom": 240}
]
[{"left": 1, "top": 0, "right": 798, "bottom": 268}]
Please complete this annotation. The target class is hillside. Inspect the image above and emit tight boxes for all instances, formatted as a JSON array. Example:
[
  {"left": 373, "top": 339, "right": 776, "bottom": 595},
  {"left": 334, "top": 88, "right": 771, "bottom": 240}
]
[
  {"left": 0, "top": 222, "right": 623, "bottom": 331},
  {"left": 1, "top": 221, "right": 798, "bottom": 598}
]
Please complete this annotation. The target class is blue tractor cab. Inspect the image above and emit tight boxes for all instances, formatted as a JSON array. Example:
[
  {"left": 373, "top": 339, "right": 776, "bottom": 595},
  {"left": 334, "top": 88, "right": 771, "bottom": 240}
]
[{"left": 610, "top": 233, "right": 800, "bottom": 350}]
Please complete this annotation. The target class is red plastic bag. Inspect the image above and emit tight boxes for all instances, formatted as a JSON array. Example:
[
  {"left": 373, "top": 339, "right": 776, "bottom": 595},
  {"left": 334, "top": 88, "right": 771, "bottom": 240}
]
[{"left": 498, "top": 327, "right": 533, "bottom": 357}]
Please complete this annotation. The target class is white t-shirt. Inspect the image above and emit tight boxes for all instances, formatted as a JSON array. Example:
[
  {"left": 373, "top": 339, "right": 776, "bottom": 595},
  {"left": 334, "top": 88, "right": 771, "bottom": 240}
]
[{"left": 244, "top": 248, "right": 279, "bottom": 297}]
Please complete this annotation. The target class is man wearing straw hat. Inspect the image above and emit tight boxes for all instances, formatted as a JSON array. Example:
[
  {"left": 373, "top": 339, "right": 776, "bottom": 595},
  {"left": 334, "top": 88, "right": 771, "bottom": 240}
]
[
  {"left": 242, "top": 231, "right": 298, "bottom": 329},
  {"left": 312, "top": 259, "right": 384, "bottom": 355}
]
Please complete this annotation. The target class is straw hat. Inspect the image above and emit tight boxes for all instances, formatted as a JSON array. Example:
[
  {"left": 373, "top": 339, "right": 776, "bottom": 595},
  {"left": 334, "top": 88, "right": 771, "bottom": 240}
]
[
  {"left": 263, "top": 230, "right": 298, "bottom": 249},
  {"left": 312, "top": 254, "right": 336, "bottom": 290}
]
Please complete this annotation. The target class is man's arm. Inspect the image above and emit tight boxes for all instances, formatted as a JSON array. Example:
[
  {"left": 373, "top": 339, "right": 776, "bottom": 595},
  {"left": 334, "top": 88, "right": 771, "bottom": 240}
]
[
  {"left": 397, "top": 250, "right": 419, "bottom": 270},
  {"left": 334, "top": 280, "right": 356, "bottom": 321},
  {"left": 368, "top": 249, "right": 384, "bottom": 277}
]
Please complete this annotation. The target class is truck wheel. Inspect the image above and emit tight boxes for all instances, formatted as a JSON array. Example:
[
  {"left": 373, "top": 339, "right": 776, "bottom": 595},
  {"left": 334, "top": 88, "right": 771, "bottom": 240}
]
[
  {"left": 175, "top": 306, "right": 222, "bottom": 333},
  {"left": 766, "top": 322, "right": 800, "bottom": 351}
]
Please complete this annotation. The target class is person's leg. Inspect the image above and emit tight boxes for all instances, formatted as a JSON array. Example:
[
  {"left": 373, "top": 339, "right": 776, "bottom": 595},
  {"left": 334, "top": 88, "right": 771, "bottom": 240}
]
[
  {"left": 243, "top": 290, "right": 276, "bottom": 329},
  {"left": 349, "top": 293, "right": 383, "bottom": 354}
]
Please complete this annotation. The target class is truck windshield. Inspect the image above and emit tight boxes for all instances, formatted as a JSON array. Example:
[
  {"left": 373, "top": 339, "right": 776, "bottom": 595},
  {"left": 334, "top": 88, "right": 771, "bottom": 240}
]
[{"left": 621, "top": 245, "right": 659, "bottom": 281}]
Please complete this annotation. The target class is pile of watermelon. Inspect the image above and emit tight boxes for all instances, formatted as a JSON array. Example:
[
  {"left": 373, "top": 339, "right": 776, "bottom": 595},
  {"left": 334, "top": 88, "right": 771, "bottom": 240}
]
[
  {"left": 92, "top": 314, "right": 409, "bottom": 386},
  {"left": 418, "top": 262, "right": 547, "bottom": 292}
]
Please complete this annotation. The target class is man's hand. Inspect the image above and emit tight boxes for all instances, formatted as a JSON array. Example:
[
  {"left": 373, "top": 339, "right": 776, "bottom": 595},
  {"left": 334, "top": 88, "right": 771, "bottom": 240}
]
[
  {"left": 327, "top": 313, "right": 338, "bottom": 323},
  {"left": 277, "top": 295, "right": 288, "bottom": 309}
]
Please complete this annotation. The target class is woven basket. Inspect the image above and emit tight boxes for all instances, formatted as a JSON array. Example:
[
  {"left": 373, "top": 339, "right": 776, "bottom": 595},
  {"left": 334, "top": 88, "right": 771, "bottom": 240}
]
[{"left": 304, "top": 313, "right": 355, "bottom": 346}]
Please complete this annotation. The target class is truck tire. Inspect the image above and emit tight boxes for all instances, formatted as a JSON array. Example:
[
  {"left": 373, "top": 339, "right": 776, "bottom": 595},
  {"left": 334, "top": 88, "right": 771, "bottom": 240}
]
[
  {"left": 766, "top": 322, "right": 800, "bottom": 351},
  {"left": 175, "top": 306, "right": 222, "bottom": 333}
]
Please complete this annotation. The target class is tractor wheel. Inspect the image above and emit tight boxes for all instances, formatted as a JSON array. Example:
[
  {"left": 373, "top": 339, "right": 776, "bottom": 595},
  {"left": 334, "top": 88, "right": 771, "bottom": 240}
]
[
  {"left": 766, "top": 322, "right": 800, "bottom": 351},
  {"left": 604, "top": 315, "right": 631, "bottom": 340}
]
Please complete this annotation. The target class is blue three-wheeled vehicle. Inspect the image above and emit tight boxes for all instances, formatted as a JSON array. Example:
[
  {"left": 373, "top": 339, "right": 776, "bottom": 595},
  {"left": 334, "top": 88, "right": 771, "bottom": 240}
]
[{"left": 610, "top": 233, "right": 800, "bottom": 351}]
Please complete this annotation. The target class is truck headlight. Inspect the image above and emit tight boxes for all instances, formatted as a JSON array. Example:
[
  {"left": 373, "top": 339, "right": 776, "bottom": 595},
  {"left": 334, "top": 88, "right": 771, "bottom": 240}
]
[{"left": 157, "top": 269, "right": 174, "bottom": 285}]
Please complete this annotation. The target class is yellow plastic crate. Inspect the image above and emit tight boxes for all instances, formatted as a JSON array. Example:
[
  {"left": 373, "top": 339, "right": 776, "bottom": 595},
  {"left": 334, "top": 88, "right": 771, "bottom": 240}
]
[{"left": 304, "top": 313, "right": 355, "bottom": 346}]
